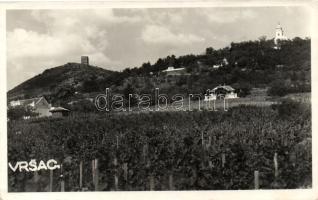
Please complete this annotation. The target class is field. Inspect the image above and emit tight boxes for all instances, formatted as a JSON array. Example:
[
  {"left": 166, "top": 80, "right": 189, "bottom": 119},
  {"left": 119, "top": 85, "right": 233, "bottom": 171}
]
[{"left": 7, "top": 97, "right": 312, "bottom": 192}]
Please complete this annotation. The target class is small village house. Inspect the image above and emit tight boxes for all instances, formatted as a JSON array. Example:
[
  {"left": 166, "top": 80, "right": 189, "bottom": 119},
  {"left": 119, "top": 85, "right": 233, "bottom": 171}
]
[
  {"left": 204, "top": 85, "right": 238, "bottom": 101},
  {"left": 211, "top": 85, "right": 238, "bottom": 99},
  {"left": 9, "top": 96, "right": 52, "bottom": 118},
  {"left": 213, "top": 58, "right": 229, "bottom": 69},
  {"left": 162, "top": 66, "right": 189, "bottom": 76},
  {"left": 204, "top": 85, "right": 238, "bottom": 111}
]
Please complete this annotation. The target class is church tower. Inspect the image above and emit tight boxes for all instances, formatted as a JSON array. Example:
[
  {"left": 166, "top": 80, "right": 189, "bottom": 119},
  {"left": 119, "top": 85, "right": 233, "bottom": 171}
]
[{"left": 274, "top": 22, "right": 287, "bottom": 45}]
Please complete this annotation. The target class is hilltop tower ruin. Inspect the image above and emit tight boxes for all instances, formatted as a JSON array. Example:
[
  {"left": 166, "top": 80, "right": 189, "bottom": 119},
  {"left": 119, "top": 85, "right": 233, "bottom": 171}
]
[{"left": 81, "top": 56, "right": 89, "bottom": 65}]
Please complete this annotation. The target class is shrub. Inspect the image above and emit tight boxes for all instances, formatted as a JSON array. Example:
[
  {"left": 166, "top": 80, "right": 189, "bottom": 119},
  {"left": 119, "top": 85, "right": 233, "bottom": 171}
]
[
  {"left": 7, "top": 105, "right": 39, "bottom": 121},
  {"left": 267, "top": 80, "right": 289, "bottom": 96},
  {"left": 271, "top": 99, "right": 306, "bottom": 118}
]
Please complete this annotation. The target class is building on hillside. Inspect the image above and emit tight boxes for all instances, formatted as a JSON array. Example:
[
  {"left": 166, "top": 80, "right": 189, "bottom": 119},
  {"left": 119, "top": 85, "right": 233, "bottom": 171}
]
[
  {"left": 49, "top": 107, "right": 70, "bottom": 117},
  {"left": 81, "top": 56, "right": 89, "bottom": 65},
  {"left": 213, "top": 58, "right": 229, "bottom": 69},
  {"left": 274, "top": 22, "right": 288, "bottom": 47},
  {"left": 162, "top": 66, "right": 189, "bottom": 76},
  {"left": 204, "top": 85, "right": 238, "bottom": 111},
  {"left": 211, "top": 85, "right": 238, "bottom": 99},
  {"left": 276, "top": 64, "right": 284, "bottom": 68},
  {"left": 9, "top": 96, "right": 52, "bottom": 118},
  {"left": 204, "top": 85, "right": 238, "bottom": 101},
  {"left": 222, "top": 58, "right": 229, "bottom": 66},
  {"left": 213, "top": 64, "right": 221, "bottom": 69},
  {"left": 204, "top": 92, "right": 217, "bottom": 101}
]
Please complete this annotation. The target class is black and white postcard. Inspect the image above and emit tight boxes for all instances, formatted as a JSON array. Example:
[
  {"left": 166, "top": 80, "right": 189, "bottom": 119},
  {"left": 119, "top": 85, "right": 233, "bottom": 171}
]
[{"left": 0, "top": 1, "right": 317, "bottom": 200}]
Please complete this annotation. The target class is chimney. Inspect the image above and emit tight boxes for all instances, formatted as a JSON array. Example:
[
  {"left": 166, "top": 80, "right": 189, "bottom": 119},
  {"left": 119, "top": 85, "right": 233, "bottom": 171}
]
[{"left": 81, "top": 56, "right": 89, "bottom": 65}]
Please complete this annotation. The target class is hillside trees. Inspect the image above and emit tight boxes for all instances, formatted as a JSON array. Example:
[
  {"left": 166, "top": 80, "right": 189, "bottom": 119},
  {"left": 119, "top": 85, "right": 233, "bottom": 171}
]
[
  {"left": 8, "top": 37, "right": 311, "bottom": 104},
  {"left": 122, "top": 38, "right": 310, "bottom": 95},
  {"left": 7, "top": 105, "right": 39, "bottom": 121}
]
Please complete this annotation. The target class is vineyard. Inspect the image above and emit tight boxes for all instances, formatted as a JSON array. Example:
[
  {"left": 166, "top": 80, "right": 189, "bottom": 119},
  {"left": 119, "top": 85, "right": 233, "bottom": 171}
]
[{"left": 7, "top": 101, "right": 311, "bottom": 191}]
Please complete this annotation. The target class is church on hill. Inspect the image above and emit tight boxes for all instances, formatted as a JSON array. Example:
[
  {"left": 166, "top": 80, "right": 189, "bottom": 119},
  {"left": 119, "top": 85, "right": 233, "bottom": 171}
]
[{"left": 274, "top": 22, "right": 288, "bottom": 46}]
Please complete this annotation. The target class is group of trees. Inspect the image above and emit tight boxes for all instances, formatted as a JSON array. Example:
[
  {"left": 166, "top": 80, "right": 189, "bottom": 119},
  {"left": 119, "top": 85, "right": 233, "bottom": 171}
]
[
  {"left": 7, "top": 105, "right": 38, "bottom": 121},
  {"left": 62, "top": 37, "right": 310, "bottom": 112},
  {"left": 112, "top": 37, "right": 309, "bottom": 77},
  {"left": 9, "top": 37, "right": 310, "bottom": 114},
  {"left": 95, "top": 37, "right": 310, "bottom": 97}
]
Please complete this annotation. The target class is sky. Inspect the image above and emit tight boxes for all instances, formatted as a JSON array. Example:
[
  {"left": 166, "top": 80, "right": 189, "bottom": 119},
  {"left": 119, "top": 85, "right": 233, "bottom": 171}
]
[{"left": 6, "top": 7, "right": 311, "bottom": 90}]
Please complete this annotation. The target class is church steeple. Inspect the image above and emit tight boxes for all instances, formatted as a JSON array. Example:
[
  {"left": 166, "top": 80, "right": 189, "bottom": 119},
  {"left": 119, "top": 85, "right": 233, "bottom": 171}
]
[{"left": 274, "top": 22, "right": 287, "bottom": 46}]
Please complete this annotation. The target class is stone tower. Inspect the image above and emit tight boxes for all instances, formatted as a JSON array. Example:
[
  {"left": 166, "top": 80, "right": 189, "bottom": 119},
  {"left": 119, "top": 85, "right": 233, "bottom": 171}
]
[{"left": 81, "top": 56, "right": 89, "bottom": 65}]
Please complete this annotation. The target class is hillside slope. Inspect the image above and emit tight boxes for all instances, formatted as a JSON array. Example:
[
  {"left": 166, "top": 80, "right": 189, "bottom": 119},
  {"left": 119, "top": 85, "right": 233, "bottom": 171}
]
[
  {"left": 7, "top": 38, "right": 311, "bottom": 107},
  {"left": 8, "top": 63, "right": 114, "bottom": 101}
]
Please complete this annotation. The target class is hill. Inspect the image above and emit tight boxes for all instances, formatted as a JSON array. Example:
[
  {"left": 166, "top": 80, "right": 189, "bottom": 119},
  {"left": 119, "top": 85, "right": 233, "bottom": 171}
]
[
  {"left": 99, "top": 37, "right": 310, "bottom": 106},
  {"left": 7, "top": 37, "right": 311, "bottom": 109},
  {"left": 8, "top": 63, "right": 114, "bottom": 102}
]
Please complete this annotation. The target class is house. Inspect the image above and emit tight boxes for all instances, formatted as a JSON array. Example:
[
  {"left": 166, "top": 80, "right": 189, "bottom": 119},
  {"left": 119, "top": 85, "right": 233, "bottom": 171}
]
[
  {"left": 212, "top": 64, "right": 221, "bottom": 69},
  {"left": 222, "top": 58, "right": 229, "bottom": 66},
  {"left": 9, "top": 96, "right": 52, "bottom": 118},
  {"left": 162, "top": 66, "right": 189, "bottom": 76},
  {"left": 212, "top": 58, "right": 229, "bottom": 69},
  {"left": 211, "top": 85, "right": 238, "bottom": 99},
  {"left": 204, "top": 92, "right": 217, "bottom": 101},
  {"left": 204, "top": 85, "right": 238, "bottom": 111},
  {"left": 49, "top": 107, "right": 70, "bottom": 117},
  {"left": 204, "top": 85, "right": 238, "bottom": 101},
  {"left": 276, "top": 64, "right": 284, "bottom": 68}
]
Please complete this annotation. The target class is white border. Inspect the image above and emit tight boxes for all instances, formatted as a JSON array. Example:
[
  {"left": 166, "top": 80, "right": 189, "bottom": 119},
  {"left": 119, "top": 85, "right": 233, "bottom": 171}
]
[{"left": 0, "top": 1, "right": 317, "bottom": 200}]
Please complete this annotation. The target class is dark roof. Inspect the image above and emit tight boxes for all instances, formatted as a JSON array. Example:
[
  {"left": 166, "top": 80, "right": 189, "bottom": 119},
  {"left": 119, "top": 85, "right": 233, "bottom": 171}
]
[{"left": 212, "top": 85, "right": 235, "bottom": 92}]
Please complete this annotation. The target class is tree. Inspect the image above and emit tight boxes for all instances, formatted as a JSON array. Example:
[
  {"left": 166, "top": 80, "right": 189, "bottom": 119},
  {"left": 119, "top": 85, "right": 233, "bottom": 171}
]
[
  {"left": 258, "top": 35, "right": 267, "bottom": 42},
  {"left": 123, "top": 83, "right": 138, "bottom": 107},
  {"left": 82, "top": 79, "right": 100, "bottom": 92},
  {"left": 69, "top": 99, "right": 97, "bottom": 113},
  {"left": 267, "top": 80, "right": 289, "bottom": 96},
  {"left": 7, "top": 105, "right": 39, "bottom": 121},
  {"left": 206, "top": 47, "right": 215, "bottom": 55}
]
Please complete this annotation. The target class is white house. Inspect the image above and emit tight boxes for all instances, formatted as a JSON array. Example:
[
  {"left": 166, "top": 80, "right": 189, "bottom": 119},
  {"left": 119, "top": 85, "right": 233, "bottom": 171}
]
[
  {"left": 205, "top": 85, "right": 238, "bottom": 100},
  {"left": 212, "top": 64, "right": 221, "bottom": 69},
  {"left": 162, "top": 66, "right": 189, "bottom": 76},
  {"left": 212, "top": 58, "right": 229, "bottom": 69},
  {"left": 204, "top": 93, "right": 217, "bottom": 101},
  {"left": 204, "top": 85, "right": 238, "bottom": 111},
  {"left": 9, "top": 96, "right": 52, "bottom": 118}
]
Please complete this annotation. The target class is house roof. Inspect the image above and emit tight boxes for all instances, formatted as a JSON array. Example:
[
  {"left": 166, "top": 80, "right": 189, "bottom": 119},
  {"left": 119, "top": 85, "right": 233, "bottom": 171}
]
[
  {"left": 211, "top": 85, "right": 235, "bottom": 92},
  {"left": 49, "top": 106, "right": 70, "bottom": 113},
  {"left": 12, "top": 97, "right": 44, "bottom": 106},
  {"left": 162, "top": 66, "right": 186, "bottom": 72}
]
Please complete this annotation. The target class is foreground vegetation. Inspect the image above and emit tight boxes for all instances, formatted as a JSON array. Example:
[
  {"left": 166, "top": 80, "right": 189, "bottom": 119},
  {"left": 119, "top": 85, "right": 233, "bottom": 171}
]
[{"left": 8, "top": 100, "right": 311, "bottom": 191}]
